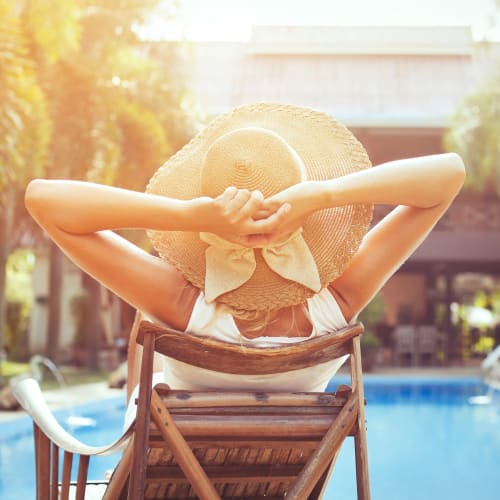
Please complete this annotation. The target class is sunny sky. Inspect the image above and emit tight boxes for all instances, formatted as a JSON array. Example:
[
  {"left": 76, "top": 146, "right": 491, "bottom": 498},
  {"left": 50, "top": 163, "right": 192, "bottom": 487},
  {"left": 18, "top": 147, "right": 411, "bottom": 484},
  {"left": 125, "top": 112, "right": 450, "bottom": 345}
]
[{"left": 146, "top": 0, "right": 500, "bottom": 41}]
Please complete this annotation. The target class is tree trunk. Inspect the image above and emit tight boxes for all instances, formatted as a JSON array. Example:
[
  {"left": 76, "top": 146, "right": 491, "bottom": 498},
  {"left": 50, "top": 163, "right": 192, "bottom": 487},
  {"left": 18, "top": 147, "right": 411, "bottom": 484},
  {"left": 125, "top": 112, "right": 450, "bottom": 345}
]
[
  {"left": 46, "top": 240, "right": 63, "bottom": 361},
  {"left": 0, "top": 188, "right": 15, "bottom": 383},
  {"left": 0, "top": 212, "right": 8, "bottom": 385},
  {"left": 83, "top": 273, "right": 101, "bottom": 372}
]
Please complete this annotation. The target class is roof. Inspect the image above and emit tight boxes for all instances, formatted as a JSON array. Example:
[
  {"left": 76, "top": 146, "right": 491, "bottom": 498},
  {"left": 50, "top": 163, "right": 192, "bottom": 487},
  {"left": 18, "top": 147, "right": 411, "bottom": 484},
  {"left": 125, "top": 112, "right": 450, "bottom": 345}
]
[
  {"left": 249, "top": 25, "right": 474, "bottom": 55},
  {"left": 181, "top": 25, "right": 500, "bottom": 127},
  {"left": 410, "top": 230, "right": 500, "bottom": 263}
]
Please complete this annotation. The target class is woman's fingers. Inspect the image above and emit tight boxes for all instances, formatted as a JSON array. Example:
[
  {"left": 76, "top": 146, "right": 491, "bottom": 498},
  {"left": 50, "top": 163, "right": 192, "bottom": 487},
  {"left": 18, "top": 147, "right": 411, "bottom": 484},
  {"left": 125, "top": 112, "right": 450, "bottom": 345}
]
[
  {"left": 211, "top": 187, "right": 293, "bottom": 240},
  {"left": 218, "top": 188, "right": 263, "bottom": 222},
  {"left": 236, "top": 190, "right": 264, "bottom": 221},
  {"left": 250, "top": 202, "right": 291, "bottom": 234}
]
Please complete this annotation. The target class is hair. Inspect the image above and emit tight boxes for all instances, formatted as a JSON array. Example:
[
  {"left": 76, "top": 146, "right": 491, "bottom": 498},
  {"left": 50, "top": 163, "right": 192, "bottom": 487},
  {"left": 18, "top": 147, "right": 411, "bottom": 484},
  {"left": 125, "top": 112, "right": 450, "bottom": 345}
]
[{"left": 229, "top": 302, "right": 313, "bottom": 337}]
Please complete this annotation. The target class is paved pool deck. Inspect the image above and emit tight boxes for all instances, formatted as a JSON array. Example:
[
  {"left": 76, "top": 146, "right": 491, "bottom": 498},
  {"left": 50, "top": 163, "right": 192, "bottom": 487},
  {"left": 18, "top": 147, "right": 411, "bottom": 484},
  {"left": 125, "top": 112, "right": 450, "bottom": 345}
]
[
  {"left": 0, "top": 381, "right": 125, "bottom": 423},
  {"left": 0, "top": 365, "right": 482, "bottom": 423}
]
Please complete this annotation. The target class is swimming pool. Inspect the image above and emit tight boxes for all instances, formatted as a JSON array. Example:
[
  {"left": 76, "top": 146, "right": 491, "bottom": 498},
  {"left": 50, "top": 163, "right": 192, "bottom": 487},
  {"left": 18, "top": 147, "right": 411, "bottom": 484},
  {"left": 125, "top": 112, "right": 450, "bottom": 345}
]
[{"left": 0, "top": 376, "right": 498, "bottom": 500}]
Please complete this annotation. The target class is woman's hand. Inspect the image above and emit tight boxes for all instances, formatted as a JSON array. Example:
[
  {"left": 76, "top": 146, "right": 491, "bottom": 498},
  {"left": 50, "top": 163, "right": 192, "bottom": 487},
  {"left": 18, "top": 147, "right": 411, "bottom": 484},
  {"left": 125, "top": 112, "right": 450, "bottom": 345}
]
[
  {"left": 192, "top": 186, "right": 291, "bottom": 246},
  {"left": 248, "top": 181, "right": 326, "bottom": 244}
]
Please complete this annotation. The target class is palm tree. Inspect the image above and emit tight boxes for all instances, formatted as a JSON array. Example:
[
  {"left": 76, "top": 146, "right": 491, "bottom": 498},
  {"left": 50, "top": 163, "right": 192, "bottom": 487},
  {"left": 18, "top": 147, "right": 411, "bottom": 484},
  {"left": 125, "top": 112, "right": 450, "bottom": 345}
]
[
  {"left": 445, "top": 67, "right": 500, "bottom": 198},
  {"left": 0, "top": 0, "right": 193, "bottom": 367},
  {"left": 0, "top": 0, "right": 51, "bottom": 368}
]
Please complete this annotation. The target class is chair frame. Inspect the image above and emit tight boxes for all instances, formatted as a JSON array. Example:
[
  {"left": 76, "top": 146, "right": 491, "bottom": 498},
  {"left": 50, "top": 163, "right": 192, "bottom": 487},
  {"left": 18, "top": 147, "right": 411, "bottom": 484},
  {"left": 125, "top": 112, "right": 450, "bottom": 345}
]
[
  {"left": 127, "top": 319, "right": 370, "bottom": 499},
  {"left": 13, "top": 320, "right": 371, "bottom": 500}
]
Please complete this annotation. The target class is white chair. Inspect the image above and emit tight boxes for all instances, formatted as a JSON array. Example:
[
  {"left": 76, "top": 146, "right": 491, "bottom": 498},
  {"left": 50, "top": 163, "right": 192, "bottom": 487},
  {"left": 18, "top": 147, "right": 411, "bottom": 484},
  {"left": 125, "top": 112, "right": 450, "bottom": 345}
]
[
  {"left": 393, "top": 325, "right": 418, "bottom": 367},
  {"left": 417, "top": 325, "right": 439, "bottom": 366}
]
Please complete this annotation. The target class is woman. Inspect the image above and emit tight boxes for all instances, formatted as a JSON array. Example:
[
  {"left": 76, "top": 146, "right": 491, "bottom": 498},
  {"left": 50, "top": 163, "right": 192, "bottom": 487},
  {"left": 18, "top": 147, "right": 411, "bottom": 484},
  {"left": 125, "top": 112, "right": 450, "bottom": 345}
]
[{"left": 25, "top": 103, "right": 465, "bottom": 400}]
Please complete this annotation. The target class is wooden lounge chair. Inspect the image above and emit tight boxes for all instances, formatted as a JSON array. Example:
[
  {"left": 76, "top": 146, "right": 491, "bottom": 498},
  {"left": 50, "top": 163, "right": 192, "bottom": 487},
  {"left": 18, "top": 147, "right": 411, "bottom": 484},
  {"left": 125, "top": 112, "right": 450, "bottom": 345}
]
[{"left": 13, "top": 318, "right": 371, "bottom": 500}]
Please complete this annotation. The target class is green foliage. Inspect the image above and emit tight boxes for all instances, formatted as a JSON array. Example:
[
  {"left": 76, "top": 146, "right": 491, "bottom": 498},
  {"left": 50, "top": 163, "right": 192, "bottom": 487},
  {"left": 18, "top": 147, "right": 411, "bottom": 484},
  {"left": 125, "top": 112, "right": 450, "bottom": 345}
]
[
  {"left": 0, "top": 360, "right": 29, "bottom": 377},
  {"left": 0, "top": 0, "right": 51, "bottom": 193},
  {"left": 358, "top": 294, "right": 385, "bottom": 330},
  {"left": 358, "top": 294, "right": 385, "bottom": 349},
  {"left": 359, "top": 330, "right": 382, "bottom": 349},
  {"left": 0, "top": 0, "right": 194, "bottom": 359},
  {"left": 1, "top": 0, "right": 192, "bottom": 193},
  {"left": 5, "top": 249, "right": 35, "bottom": 359},
  {"left": 444, "top": 68, "right": 500, "bottom": 197},
  {"left": 24, "top": 0, "right": 81, "bottom": 63},
  {"left": 472, "top": 336, "right": 495, "bottom": 355},
  {"left": 6, "top": 249, "right": 34, "bottom": 306}
]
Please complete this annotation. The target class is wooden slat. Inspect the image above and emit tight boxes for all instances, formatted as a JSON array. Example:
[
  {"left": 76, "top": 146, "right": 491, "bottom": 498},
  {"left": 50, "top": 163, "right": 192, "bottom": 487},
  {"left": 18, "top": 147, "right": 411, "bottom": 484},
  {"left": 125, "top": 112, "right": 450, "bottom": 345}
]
[
  {"left": 352, "top": 335, "right": 371, "bottom": 500},
  {"left": 60, "top": 451, "right": 73, "bottom": 500},
  {"left": 148, "top": 414, "right": 345, "bottom": 439},
  {"left": 145, "top": 463, "right": 304, "bottom": 482},
  {"left": 50, "top": 442, "right": 59, "bottom": 500},
  {"left": 129, "top": 330, "right": 156, "bottom": 500},
  {"left": 34, "top": 423, "right": 50, "bottom": 500},
  {"left": 76, "top": 454, "right": 90, "bottom": 500},
  {"left": 165, "top": 406, "right": 345, "bottom": 417},
  {"left": 136, "top": 321, "right": 363, "bottom": 374},
  {"left": 155, "top": 388, "right": 349, "bottom": 408}
]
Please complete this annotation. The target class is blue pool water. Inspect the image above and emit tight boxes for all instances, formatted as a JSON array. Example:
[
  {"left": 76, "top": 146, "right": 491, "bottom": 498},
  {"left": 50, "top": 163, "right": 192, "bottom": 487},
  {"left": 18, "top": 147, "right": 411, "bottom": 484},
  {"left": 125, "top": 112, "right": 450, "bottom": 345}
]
[{"left": 0, "top": 376, "right": 498, "bottom": 500}]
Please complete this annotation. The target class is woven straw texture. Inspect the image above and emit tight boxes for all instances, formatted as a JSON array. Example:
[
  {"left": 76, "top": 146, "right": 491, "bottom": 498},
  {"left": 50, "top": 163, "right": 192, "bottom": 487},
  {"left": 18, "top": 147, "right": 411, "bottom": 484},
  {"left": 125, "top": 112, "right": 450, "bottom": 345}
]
[{"left": 146, "top": 103, "right": 373, "bottom": 312}]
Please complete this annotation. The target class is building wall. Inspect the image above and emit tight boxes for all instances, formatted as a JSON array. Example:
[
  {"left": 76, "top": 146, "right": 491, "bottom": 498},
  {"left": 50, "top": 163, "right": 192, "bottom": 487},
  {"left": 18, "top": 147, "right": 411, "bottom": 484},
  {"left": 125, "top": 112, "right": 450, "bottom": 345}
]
[
  {"left": 182, "top": 25, "right": 497, "bottom": 127},
  {"left": 381, "top": 273, "right": 427, "bottom": 326},
  {"left": 29, "top": 249, "right": 123, "bottom": 358},
  {"left": 29, "top": 249, "right": 84, "bottom": 354}
]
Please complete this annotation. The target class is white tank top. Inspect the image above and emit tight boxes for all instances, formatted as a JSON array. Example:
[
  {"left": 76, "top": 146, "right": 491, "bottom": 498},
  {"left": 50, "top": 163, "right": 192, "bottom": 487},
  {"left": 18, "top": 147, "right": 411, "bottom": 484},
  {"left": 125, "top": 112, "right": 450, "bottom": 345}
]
[{"left": 161, "top": 287, "right": 350, "bottom": 392}]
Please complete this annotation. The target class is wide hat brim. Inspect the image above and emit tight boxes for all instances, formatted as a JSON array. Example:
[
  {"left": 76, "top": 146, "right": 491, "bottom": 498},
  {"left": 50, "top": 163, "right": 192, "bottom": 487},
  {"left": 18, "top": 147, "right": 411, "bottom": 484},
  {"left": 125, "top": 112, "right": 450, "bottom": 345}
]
[{"left": 146, "top": 102, "right": 373, "bottom": 313}]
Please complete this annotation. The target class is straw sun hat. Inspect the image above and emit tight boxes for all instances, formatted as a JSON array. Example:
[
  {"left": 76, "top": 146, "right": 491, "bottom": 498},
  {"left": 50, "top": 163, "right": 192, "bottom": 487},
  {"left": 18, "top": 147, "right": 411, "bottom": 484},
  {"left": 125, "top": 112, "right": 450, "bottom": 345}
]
[{"left": 146, "top": 103, "right": 373, "bottom": 314}]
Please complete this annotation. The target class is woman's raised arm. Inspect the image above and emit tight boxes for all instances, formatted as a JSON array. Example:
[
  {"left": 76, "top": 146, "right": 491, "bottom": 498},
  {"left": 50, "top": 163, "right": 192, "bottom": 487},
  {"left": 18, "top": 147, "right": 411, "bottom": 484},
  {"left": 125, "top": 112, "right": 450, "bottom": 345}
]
[
  {"left": 260, "top": 153, "right": 465, "bottom": 320},
  {"left": 330, "top": 153, "right": 465, "bottom": 320},
  {"left": 25, "top": 180, "right": 287, "bottom": 240},
  {"left": 24, "top": 180, "right": 288, "bottom": 325},
  {"left": 259, "top": 152, "right": 465, "bottom": 238}
]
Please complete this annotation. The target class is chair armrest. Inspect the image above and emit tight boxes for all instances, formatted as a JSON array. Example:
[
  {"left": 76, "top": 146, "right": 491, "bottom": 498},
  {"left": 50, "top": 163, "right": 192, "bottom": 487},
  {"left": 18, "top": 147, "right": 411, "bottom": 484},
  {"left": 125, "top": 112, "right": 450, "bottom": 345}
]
[{"left": 12, "top": 378, "right": 131, "bottom": 456}]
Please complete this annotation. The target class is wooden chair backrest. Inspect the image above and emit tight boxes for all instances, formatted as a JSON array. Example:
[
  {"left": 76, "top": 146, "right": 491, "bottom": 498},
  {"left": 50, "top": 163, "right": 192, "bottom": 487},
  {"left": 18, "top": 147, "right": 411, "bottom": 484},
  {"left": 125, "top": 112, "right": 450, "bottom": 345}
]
[{"left": 135, "top": 320, "right": 364, "bottom": 375}]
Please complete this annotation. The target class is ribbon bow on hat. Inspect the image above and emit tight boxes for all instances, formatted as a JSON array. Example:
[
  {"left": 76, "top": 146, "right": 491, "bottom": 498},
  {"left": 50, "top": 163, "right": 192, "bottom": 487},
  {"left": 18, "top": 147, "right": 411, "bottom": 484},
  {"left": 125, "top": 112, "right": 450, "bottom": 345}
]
[{"left": 200, "top": 230, "right": 322, "bottom": 303}]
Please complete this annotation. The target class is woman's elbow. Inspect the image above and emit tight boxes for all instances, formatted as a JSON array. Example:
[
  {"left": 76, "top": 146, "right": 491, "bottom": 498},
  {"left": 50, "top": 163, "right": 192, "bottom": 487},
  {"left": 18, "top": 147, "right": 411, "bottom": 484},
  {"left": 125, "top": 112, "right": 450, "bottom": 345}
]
[
  {"left": 24, "top": 179, "right": 52, "bottom": 219},
  {"left": 444, "top": 152, "right": 466, "bottom": 185},
  {"left": 440, "top": 152, "right": 466, "bottom": 197}
]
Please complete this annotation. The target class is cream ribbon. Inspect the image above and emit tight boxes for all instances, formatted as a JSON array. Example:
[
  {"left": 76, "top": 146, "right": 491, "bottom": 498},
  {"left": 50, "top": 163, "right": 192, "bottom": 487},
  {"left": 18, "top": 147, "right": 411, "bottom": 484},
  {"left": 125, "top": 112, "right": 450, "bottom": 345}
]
[{"left": 200, "top": 230, "right": 322, "bottom": 303}]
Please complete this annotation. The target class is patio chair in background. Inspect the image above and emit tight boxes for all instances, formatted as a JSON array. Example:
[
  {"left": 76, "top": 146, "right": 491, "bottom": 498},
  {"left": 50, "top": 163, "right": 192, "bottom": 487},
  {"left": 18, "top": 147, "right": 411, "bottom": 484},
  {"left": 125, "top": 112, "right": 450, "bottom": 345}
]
[
  {"left": 393, "top": 325, "right": 418, "bottom": 367},
  {"left": 13, "top": 317, "right": 371, "bottom": 500},
  {"left": 417, "top": 325, "right": 440, "bottom": 366}
]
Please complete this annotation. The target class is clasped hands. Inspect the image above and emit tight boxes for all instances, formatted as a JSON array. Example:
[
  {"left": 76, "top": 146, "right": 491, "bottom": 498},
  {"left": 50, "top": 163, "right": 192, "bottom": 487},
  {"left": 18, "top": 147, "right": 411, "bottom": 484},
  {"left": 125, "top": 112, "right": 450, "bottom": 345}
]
[{"left": 197, "top": 182, "right": 322, "bottom": 247}]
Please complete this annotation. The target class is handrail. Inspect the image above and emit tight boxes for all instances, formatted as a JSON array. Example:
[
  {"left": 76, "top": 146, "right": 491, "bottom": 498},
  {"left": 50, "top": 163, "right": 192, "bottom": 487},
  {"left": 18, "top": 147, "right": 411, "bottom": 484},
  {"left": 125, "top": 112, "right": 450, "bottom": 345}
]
[{"left": 12, "top": 378, "right": 132, "bottom": 456}]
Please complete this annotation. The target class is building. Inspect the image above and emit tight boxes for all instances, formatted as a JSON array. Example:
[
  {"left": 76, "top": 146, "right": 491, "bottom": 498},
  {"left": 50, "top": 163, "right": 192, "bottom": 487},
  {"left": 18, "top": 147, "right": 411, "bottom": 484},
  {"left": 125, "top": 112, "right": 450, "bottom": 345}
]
[
  {"left": 180, "top": 24, "right": 500, "bottom": 360},
  {"left": 27, "top": 24, "right": 500, "bottom": 364}
]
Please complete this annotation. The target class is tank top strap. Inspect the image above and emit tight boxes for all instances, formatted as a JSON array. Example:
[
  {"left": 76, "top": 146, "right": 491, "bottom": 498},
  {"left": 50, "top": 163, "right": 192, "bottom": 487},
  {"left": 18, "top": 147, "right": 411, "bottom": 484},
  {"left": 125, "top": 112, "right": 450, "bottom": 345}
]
[
  {"left": 306, "top": 288, "right": 349, "bottom": 336},
  {"left": 186, "top": 292, "right": 242, "bottom": 343}
]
